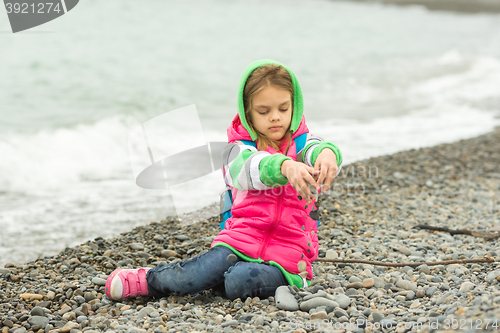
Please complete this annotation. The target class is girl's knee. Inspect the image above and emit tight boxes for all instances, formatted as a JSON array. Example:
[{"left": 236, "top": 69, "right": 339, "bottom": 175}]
[{"left": 224, "top": 262, "right": 285, "bottom": 301}]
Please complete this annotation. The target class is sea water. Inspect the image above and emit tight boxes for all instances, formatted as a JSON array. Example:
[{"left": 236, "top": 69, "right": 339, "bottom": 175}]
[{"left": 1, "top": 0, "right": 499, "bottom": 266}]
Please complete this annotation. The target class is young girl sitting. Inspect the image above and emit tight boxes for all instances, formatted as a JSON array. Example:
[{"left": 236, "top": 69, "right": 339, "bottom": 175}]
[{"left": 105, "top": 59, "right": 342, "bottom": 301}]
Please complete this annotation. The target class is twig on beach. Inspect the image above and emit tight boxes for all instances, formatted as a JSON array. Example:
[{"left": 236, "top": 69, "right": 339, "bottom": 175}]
[
  {"left": 315, "top": 256, "right": 495, "bottom": 267},
  {"left": 415, "top": 224, "right": 500, "bottom": 240}
]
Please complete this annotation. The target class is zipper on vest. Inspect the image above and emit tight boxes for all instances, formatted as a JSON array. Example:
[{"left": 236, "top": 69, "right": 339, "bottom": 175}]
[{"left": 258, "top": 192, "right": 282, "bottom": 259}]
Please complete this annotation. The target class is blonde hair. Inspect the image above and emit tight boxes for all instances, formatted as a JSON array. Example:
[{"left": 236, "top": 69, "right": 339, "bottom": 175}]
[{"left": 243, "top": 64, "right": 294, "bottom": 152}]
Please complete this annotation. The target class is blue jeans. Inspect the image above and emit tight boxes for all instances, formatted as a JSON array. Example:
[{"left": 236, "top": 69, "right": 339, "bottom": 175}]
[{"left": 146, "top": 246, "right": 287, "bottom": 300}]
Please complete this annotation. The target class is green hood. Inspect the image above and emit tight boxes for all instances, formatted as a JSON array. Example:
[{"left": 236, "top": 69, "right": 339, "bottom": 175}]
[{"left": 237, "top": 59, "right": 304, "bottom": 141}]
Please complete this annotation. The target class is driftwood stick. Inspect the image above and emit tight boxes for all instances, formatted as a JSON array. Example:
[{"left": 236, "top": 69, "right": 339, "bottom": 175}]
[
  {"left": 415, "top": 224, "right": 500, "bottom": 239},
  {"left": 315, "top": 257, "right": 495, "bottom": 267}
]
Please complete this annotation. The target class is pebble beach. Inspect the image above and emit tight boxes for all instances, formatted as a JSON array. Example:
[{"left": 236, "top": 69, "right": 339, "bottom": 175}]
[{"left": 1, "top": 127, "right": 500, "bottom": 333}]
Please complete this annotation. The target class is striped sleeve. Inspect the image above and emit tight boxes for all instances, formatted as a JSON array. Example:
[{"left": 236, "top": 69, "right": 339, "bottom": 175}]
[
  {"left": 298, "top": 134, "right": 343, "bottom": 177},
  {"left": 222, "top": 141, "right": 292, "bottom": 190}
]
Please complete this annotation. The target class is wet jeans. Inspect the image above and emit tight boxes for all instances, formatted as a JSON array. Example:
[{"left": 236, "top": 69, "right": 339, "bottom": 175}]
[{"left": 146, "top": 246, "right": 287, "bottom": 300}]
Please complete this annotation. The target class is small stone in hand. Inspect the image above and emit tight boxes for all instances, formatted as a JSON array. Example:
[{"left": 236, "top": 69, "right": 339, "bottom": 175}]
[
  {"left": 226, "top": 254, "right": 238, "bottom": 262},
  {"left": 309, "top": 210, "right": 319, "bottom": 220}
]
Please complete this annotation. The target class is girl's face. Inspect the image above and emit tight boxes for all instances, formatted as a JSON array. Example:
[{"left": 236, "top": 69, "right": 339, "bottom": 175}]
[{"left": 249, "top": 85, "right": 292, "bottom": 142}]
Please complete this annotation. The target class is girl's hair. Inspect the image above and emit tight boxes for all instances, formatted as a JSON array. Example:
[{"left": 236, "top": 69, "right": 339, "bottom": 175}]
[{"left": 243, "top": 64, "right": 294, "bottom": 152}]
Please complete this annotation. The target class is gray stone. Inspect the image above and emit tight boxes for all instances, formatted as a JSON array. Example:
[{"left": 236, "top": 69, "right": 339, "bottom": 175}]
[
  {"left": 0, "top": 268, "right": 11, "bottom": 275},
  {"left": 302, "top": 290, "right": 327, "bottom": 301},
  {"left": 373, "top": 277, "right": 385, "bottom": 288},
  {"left": 426, "top": 286, "right": 438, "bottom": 296},
  {"left": 459, "top": 282, "right": 476, "bottom": 293},
  {"left": 136, "top": 307, "right": 155, "bottom": 318},
  {"left": 486, "top": 270, "right": 500, "bottom": 283},
  {"left": 436, "top": 291, "right": 454, "bottom": 305},
  {"left": 254, "top": 315, "right": 265, "bottom": 326},
  {"left": 74, "top": 296, "right": 85, "bottom": 304},
  {"left": 28, "top": 316, "right": 49, "bottom": 329},
  {"left": 77, "top": 316, "right": 87, "bottom": 324},
  {"left": 221, "top": 320, "right": 238, "bottom": 327},
  {"left": 84, "top": 292, "right": 96, "bottom": 302},
  {"left": 349, "top": 276, "right": 362, "bottom": 283},
  {"left": 149, "top": 311, "right": 160, "bottom": 318},
  {"left": 345, "top": 289, "right": 358, "bottom": 296},
  {"left": 30, "top": 306, "right": 45, "bottom": 317},
  {"left": 395, "top": 280, "right": 417, "bottom": 291},
  {"left": 122, "top": 309, "right": 135, "bottom": 316},
  {"left": 347, "top": 282, "right": 363, "bottom": 289},
  {"left": 300, "top": 298, "right": 339, "bottom": 312},
  {"left": 325, "top": 250, "right": 338, "bottom": 259},
  {"left": 175, "top": 235, "right": 190, "bottom": 241},
  {"left": 129, "top": 243, "right": 144, "bottom": 250},
  {"left": 334, "top": 309, "right": 348, "bottom": 318},
  {"left": 92, "top": 277, "right": 106, "bottom": 286},
  {"left": 398, "top": 246, "right": 411, "bottom": 255},
  {"left": 326, "top": 293, "right": 350, "bottom": 309},
  {"left": 372, "top": 312, "right": 384, "bottom": 322},
  {"left": 417, "top": 264, "right": 430, "bottom": 275},
  {"left": 275, "top": 286, "right": 299, "bottom": 311}
]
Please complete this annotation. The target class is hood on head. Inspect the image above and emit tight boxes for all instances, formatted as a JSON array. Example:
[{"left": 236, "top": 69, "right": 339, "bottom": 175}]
[{"left": 237, "top": 59, "right": 304, "bottom": 141}]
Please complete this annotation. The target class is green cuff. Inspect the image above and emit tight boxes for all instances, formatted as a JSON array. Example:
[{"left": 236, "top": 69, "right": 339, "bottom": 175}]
[
  {"left": 260, "top": 154, "right": 292, "bottom": 187},
  {"left": 311, "top": 142, "right": 342, "bottom": 167}
]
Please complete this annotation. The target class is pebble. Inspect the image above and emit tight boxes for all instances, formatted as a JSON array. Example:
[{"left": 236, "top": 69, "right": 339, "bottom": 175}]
[
  {"left": 30, "top": 306, "right": 45, "bottom": 316},
  {"left": 27, "top": 316, "right": 48, "bottom": 329},
  {"left": 362, "top": 278, "right": 374, "bottom": 288},
  {"left": 372, "top": 312, "right": 384, "bottom": 322},
  {"left": 275, "top": 286, "right": 299, "bottom": 311},
  {"left": 128, "top": 243, "right": 144, "bottom": 250},
  {"left": 328, "top": 293, "right": 350, "bottom": 309},
  {"left": 395, "top": 280, "right": 417, "bottom": 291},
  {"left": 310, "top": 310, "right": 328, "bottom": 320},
  {"left": 347, "top": 282, "right": 362, "bottom": 289},
  {"left": 426, "top": 286, "right": 438, "bottom": 296},
  {"left": 459, "top": 281, "right": 476, "bottom": 292},
  {"left": 221, "top": 320, "right": 238, "bottom": 327},
  {"left": 398, "top": 246, "right": 411, "bottom": 255},
  {"left": 92, "top": 277, "right": 106, "bottom": 286},
  {"left": 325, "top": 249, "right": 338, "bottom": 259},
  {"left": 136, "top": 307, "right": 155, "bottom": 318},
  {"left": 300, "top": 298, "right": 339, "bottom": 312}
]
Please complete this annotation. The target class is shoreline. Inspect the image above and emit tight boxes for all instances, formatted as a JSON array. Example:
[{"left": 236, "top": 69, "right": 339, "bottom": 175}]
[
  {"left": 1, "top": 127, "right": 500, "bottom": 333},
  {"left": 344, "top": 0, "right": 500, "bottom": 13}
]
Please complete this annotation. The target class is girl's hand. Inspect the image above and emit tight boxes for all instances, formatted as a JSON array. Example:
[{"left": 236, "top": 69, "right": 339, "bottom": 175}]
[
  {"left": 314, "top": 149, "right": 338, "bottom": 194},
  {"left": 281, "top": 160, "right": 319, "bottom": 203}
]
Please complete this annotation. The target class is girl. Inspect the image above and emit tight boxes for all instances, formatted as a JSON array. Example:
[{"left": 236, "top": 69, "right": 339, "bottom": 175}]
[{"left": 105, "top": 59, "right": 342, "bottom": 301}]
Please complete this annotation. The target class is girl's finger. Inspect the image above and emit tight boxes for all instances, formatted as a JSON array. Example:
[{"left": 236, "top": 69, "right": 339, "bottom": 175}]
[
  {"left": 317, "top": 164, "right": 328, "bottom": 186},
  {"left": 305, "top": 165, "right": 319, "bottom": 176},
  {"left": 304, "top": 172, "right": 319, "bottom": 191},
  {"left": 297, "top": 182, "right": 311, "bottom": 203},
  {"left": 322, "top": 168, "right": 337, "bottom": 193},
  {"left": 313, "top": 162, "right": 320, "bottom": 177},
  {"left": 305, "top": 176, "right": 319, "bottom": 202}
]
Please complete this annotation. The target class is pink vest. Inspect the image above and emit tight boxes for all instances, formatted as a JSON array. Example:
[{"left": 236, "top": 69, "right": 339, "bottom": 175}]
[{"left": 211, "top": 115, "right": 318, "bottom": 280}]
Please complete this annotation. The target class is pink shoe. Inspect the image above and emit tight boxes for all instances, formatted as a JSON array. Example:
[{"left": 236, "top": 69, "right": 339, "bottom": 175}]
[{"left": 105, "top": 267, "right": 150, "bottom": 300}]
